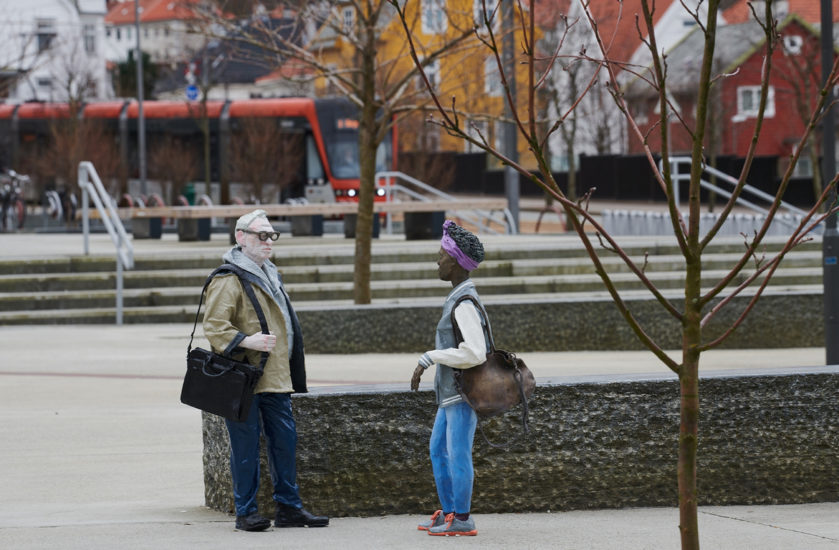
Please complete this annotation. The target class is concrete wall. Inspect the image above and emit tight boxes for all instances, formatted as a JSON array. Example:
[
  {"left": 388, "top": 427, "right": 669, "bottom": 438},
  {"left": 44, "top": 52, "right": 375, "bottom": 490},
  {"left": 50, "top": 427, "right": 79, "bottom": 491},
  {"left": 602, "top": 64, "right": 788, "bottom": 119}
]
[
  {"left": 297, "top": 291, "right": 823, "bottom": 353},
  {"left": 202, "top": 367, "right": 839, "bottom": 517}
]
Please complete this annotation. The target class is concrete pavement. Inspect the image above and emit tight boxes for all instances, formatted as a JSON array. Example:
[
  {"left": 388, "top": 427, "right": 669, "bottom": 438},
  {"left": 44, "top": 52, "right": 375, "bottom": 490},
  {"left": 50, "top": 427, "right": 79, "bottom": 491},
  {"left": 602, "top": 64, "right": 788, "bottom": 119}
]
[
  {"left": 0, "top": 323, "right": 837, "bottom": 549},
  {"left": 1, "top": 228, "right": 838, "bottom": 548}
]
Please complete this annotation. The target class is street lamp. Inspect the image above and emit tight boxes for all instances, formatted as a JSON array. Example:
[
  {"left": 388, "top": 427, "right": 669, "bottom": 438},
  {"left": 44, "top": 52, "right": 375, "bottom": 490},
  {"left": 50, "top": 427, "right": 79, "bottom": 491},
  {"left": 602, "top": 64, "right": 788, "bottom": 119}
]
[
  {"left": 821, "top": 0, "right": 838, "bottom": 364},
  {"left": 134, "top": 0, "right": 147, "bottom": 196}
]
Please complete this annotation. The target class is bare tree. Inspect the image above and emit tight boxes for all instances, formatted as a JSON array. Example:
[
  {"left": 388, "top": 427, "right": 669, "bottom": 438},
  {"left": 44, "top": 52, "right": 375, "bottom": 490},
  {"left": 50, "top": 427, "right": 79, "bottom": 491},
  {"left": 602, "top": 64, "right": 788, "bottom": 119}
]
[
  {"left": 198, "top": 0, "right": 477, "bottom": 303},
  {"left": 392, "top": 1, "right": 839, "bottom": 548},
  {"left": 773, "top": 23, "right": 824, "bottom": 206},
  {"left": 537, "top": 5, "right": 623, "bottom": 203},
  {"left": 229, "top": 117, "right": 304, "bottom": 202},
  {"left": 148, "top": 136, "right": 199, "bottom": 204},
  {"left": 0, "top": 14, "right": 46, "bottom": 99}
]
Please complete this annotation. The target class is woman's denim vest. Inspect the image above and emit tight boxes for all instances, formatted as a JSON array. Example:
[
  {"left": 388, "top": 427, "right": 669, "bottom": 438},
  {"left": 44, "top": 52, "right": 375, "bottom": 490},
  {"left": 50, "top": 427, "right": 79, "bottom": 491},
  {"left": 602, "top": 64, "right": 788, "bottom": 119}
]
[{"left": 433, "top": 279, "right": 490, "bottom": 407}]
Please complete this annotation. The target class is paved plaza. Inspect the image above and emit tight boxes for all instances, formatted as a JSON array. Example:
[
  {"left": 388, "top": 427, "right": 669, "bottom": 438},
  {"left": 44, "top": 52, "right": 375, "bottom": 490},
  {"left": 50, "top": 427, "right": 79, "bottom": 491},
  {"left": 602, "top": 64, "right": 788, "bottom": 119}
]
[{"left": 0, "top": 230, "right": 837, "bottom": 549}]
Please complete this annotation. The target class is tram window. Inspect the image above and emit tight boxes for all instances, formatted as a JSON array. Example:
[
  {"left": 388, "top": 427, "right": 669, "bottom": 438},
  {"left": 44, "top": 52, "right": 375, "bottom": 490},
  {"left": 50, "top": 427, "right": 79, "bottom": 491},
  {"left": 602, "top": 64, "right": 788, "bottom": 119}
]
[
  {"left": 376, "top": 139, "right": 392, "bottom": 173},
  {"left": 306, "top": 135, "right": 324, "bottom": 181}
]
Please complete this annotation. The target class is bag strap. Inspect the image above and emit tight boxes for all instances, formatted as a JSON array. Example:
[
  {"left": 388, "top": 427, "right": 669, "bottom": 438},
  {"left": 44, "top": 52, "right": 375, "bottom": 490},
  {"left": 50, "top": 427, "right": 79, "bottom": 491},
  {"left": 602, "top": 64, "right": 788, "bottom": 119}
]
[
  {"left": 450, "top": 294, "right": 531, "bottom": 448},
  {"left": 187, "top": 263, "right": 270, "bottom": 371},
  {"left": 451, "top": 294, "right": 495, "bottom": 352}
]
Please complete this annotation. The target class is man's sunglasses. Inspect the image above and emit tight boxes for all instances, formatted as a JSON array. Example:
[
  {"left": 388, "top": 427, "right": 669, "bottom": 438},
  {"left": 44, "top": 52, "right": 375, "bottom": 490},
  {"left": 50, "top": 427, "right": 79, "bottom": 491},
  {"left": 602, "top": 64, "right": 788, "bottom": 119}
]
[{"left": 242, "top": 229, "right": 280, "bottom": 241}]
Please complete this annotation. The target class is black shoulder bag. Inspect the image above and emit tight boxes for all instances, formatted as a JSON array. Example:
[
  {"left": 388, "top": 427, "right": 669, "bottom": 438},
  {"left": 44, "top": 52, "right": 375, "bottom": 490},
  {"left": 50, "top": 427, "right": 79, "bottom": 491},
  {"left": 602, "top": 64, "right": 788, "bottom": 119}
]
[{"left": 180, "top": 264, "right": 270, "bottom": 422}]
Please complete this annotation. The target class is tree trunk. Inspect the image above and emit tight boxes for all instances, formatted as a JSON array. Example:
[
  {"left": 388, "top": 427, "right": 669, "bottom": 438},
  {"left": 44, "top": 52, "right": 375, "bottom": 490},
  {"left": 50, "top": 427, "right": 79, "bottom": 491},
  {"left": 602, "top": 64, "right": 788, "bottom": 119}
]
[
  {"left": 352, "top": 30, "right": 378, "bottom": 305},
  {"left": 679, "top": 248, "right": 702, "bottom": 549},
  {"left": 678, "top": 339, "right": 700, "bottom": 549}
]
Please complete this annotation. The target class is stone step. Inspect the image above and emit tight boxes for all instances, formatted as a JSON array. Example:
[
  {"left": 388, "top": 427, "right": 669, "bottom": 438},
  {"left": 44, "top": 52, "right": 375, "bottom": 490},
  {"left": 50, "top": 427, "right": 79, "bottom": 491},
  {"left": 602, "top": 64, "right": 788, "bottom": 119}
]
[
  {"left": 0, "top": 265, "right": 824, "bottom": 313},
  {"left": 0, "top": 284, "right": 824, "bottom": 327},
  {"left": 0, "top": 236, "right": 823, "bottom": 323},
  {"left": 0, "top": 249, "right": 822, "bottom": 294},
  {"left": 0, "top": 238, "right": 822, "bottom": 276}
]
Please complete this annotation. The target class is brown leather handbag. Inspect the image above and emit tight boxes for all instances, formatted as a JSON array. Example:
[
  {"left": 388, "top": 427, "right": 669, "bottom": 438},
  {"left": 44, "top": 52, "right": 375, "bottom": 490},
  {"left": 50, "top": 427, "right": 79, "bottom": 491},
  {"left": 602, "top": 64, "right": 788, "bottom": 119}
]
[{"left": 451, "top": 296, "right": 536, "bottom": 426}]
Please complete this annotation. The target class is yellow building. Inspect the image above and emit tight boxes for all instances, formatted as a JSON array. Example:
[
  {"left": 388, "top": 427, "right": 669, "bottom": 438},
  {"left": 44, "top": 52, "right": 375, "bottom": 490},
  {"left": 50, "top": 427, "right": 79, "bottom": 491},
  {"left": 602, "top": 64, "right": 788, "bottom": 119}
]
[{"left": 305, "top": 0, "right": 541, "bottom": 171}]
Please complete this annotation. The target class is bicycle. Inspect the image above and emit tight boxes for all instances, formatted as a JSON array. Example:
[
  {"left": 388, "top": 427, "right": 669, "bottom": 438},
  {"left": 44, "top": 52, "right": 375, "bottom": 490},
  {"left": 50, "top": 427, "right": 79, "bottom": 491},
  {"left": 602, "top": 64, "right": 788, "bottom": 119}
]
[{"left": 0, "top": 169, "right": 28, "bottom": 232}]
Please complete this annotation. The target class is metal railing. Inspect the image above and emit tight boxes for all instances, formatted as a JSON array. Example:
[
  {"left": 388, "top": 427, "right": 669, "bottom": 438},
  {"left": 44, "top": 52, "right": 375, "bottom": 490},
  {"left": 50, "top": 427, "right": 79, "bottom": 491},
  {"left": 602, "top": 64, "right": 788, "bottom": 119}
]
[
  {"left": 79, "top": 161, "right": 134, "bottom": 325},
  {"left": 664, "top": 156, "right": 810, "bottom": 229},
  {"left": 375, "top": 171, "right": 516, "bottom": 235}
]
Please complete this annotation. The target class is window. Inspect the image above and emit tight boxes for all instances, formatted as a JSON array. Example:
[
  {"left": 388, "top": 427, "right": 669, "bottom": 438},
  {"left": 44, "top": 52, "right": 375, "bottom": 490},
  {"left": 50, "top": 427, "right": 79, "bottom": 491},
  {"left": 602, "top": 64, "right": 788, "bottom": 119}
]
[
  {"left": 84, "top": 24, "right": 96, "bottom": 54},
  {"left": 423, "top": 126, "right": 441, "bottom": 152},
  {"left": 417, "top": 59, "right": 440, "bottom": 91},
  {"left": 484, "top": 56, "right": 502, "bottom": 96},
  {"left": 750, "top": 1, "right": 789, "bottom": 21},
  {"left": 791, "top": 147, "right": 813, "bottom": 178},
  {"left": 37, "top": 77, "right": 52, "bottom": 89},
  {"left": 342, "top": 7, "right": 354, "bottom": 33},
  {"left": 492, "top": 121, "right": 504, "bottom": 152},
  {"left": 473, "top": 0, "right": 490, "bottom": 27},
  {"left": 422, "top": 0, "right": 446, "bottom": 35},
  {"left": 736, "top": 86, "right": 775, "bottom": 119},
  {"left": 783, "top": 34, "right": 803, "bottom": 55},
  {"left": 116, "top": 28, "right": 121, "bottom": 41},
  {"left": 464, "top": 119, "right": 488, "bottom": 153},
  {"left": 36, "top": 19, "right": 56, "bottom": 53},
  {"left": 305, "top": 135, "right": 325, "bottom": 181}
]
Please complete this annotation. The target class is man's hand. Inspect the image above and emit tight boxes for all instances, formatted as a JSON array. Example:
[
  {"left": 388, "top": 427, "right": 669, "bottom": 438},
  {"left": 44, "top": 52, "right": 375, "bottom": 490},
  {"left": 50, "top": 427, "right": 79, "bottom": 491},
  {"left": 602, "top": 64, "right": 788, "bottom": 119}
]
[
  {"left": 241, "top": 332, "right": 277, "bottom": 352},
  {"left": 411, "top": 364, "right": 425, "bottom": 391}
]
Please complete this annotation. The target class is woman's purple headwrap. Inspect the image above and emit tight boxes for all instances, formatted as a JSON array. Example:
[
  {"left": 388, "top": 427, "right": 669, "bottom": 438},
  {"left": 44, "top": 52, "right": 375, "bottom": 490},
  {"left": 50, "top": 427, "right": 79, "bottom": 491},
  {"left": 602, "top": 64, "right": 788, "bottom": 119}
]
[{"left": 441, "top": 220, "right": 484, "bottom": 272}]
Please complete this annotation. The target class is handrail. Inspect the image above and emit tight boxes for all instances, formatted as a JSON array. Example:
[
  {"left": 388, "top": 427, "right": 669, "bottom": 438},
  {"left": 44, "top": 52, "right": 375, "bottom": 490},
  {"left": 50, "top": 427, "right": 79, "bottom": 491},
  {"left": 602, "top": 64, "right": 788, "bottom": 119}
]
[
  {"left": 375, "top": 171, "right": 516, "bottom": 235},
  {"left": 79, "top": 161, "right": 134, "bottom": 325},
  {"left": 663, "top": 157, "right": 808, "bottom": 228}
]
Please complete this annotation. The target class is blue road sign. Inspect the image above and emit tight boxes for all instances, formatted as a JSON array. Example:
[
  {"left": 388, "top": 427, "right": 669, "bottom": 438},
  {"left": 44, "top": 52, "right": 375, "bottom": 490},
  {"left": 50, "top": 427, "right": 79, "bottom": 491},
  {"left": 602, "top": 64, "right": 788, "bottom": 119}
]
[{"left": 185, "top": 84, "right": 199, "bottom": 101}]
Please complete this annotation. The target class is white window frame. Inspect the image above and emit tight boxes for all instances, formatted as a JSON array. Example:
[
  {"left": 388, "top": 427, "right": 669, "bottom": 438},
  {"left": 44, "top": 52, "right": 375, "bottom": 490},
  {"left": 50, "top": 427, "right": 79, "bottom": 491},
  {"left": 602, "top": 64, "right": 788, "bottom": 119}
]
[
  {"left": 36, "top": 19, "right": 57, "bottom": 53},
  {"left": 783, "top": 34, "right": 803, "bottom": 55},
  {"left": 473, "top": 0, "right": 498, "bottom": 29},
  {"left": 484, "top": 56, "right": 502, "bottom": 96},
  {"left": 750, "top": 1, "right": 789, "bottom": 20},
  {"left": 422, "top": 0, "right": 446, "bottom": 35},
  {"left": 736, "top": 86, "right": 775, "bottom": 119},
  {"left": 465, "top": 119, "right": 488, "bottom": 152},
  {"left": 84, "top": 24, "right": 96, "bottom": 55},
  {"left": 791, "top": 143, "right": 813, "bottom": 178},
  {"left": 342, "top": 7, "right": 354, "bottom": 33},
  {"left": 417, "top": 58, "right": 440, "bottom": 92}
]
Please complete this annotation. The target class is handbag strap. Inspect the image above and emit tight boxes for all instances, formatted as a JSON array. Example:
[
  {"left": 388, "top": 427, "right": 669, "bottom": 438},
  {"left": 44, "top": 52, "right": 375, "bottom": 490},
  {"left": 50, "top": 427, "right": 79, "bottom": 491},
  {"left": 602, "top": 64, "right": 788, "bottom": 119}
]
[
  {"left": 450, "top": 294, "right": 531, "bottom": 448},
  {"left": 187, "top": 263, "right": 270, "bottom": 371},
  {"left": 450, "top": 294, "right": 496, "bottom": 352}
]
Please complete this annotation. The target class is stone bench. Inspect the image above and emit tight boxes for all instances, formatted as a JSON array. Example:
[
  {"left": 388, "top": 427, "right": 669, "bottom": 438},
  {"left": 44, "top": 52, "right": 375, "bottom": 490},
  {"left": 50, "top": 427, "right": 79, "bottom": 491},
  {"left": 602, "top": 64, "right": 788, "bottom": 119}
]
[{"left": 201, "top": 366, "right": 839, "bottom": 516}]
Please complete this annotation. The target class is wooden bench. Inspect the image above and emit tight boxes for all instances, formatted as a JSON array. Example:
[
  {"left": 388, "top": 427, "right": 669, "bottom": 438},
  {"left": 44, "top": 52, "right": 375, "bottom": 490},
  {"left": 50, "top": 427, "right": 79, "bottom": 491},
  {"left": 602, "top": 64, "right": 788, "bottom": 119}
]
[{"left": 83, "top": 198, "right": 511, "bottom": 240}]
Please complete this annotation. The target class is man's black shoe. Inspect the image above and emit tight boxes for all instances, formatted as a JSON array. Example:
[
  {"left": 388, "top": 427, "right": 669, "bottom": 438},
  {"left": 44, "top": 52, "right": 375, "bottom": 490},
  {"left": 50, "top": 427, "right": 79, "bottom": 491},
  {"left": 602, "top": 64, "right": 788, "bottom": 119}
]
[
  {"left": 235, "top": 512, "right": 271, "bottom": 531},
  {"left": 275, "top": 504, "right": 329, "bottom": 528}
]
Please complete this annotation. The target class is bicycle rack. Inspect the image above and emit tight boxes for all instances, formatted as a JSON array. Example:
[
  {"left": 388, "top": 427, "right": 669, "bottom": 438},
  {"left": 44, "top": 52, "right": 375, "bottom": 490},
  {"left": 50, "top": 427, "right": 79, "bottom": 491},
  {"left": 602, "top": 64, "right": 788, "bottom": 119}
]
[{"left": 79, "top": 161, "right": 134, "bottom": 325}]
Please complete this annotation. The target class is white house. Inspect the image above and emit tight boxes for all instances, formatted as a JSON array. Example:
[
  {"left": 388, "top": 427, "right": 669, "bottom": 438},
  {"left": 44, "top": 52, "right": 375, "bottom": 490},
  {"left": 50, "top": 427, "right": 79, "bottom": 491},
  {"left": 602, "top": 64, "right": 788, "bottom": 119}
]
[
  {"left": 103, "top": 0, "right": 205, "bottom": 65},
  {"left": 0, "top": 0, "right": 110, "bottom": 101}
]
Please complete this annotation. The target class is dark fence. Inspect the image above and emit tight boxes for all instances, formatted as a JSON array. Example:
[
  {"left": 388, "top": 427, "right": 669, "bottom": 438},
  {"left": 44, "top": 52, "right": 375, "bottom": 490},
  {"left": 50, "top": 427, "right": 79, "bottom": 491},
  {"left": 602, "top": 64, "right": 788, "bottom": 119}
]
[{"left": 440, "top": 152, "right": 818, "bottom": 207}]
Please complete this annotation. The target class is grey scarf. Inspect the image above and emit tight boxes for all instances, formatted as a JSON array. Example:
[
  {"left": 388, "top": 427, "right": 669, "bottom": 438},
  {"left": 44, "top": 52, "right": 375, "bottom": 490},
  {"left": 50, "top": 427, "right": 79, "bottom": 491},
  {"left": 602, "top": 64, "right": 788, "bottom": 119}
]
[{"left": 223, "top": 246, "right": 293, "bottom": 358}]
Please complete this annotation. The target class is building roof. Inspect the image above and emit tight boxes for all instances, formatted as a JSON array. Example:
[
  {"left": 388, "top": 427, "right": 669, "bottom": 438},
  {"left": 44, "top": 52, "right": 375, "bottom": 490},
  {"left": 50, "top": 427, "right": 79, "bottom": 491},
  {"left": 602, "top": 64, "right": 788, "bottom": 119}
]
[
  {"left": 722, "top": 0, "right": 839, "bottom": 24},
  {"left": 583, "top": 0, "right": 677, "bottom": 66},
  {"left": 154, "top": 15, "right": 302, "bottom": 94},
  {"left": 624, "top": 14, "right": 822, "bottom": 98},
  {"left": 105, "top": 0, "right": 200, "bottom": 26}
]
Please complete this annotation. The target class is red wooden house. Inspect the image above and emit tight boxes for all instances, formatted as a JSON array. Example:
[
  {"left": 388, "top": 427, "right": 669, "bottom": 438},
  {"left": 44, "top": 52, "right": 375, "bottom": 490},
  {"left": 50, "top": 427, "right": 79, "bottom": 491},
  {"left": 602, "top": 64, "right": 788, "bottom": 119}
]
[{"left": 622, "top": 14, "right": 833, "bottom": 170}]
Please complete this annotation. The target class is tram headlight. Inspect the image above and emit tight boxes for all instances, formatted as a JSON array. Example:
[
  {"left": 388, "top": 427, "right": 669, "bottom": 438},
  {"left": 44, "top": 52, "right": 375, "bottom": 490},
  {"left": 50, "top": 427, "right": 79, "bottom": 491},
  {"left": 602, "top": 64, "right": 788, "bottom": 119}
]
[
  {"left": 348, "top": 189, "right": 357, "bottom": 198},
  {"left": 376, "top": 188, "right": 386, "bottom": 197}
]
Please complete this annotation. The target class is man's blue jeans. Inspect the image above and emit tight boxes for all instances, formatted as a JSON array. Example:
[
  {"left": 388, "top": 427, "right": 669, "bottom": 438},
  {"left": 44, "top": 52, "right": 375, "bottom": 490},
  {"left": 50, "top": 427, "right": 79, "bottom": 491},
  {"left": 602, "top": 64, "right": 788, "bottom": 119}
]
[
  {"left": 429, "top": 402, "right": 478, "bottom": 514},
  {"left": 224, "top": 392, "right": 302, "bottom": 517}
]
